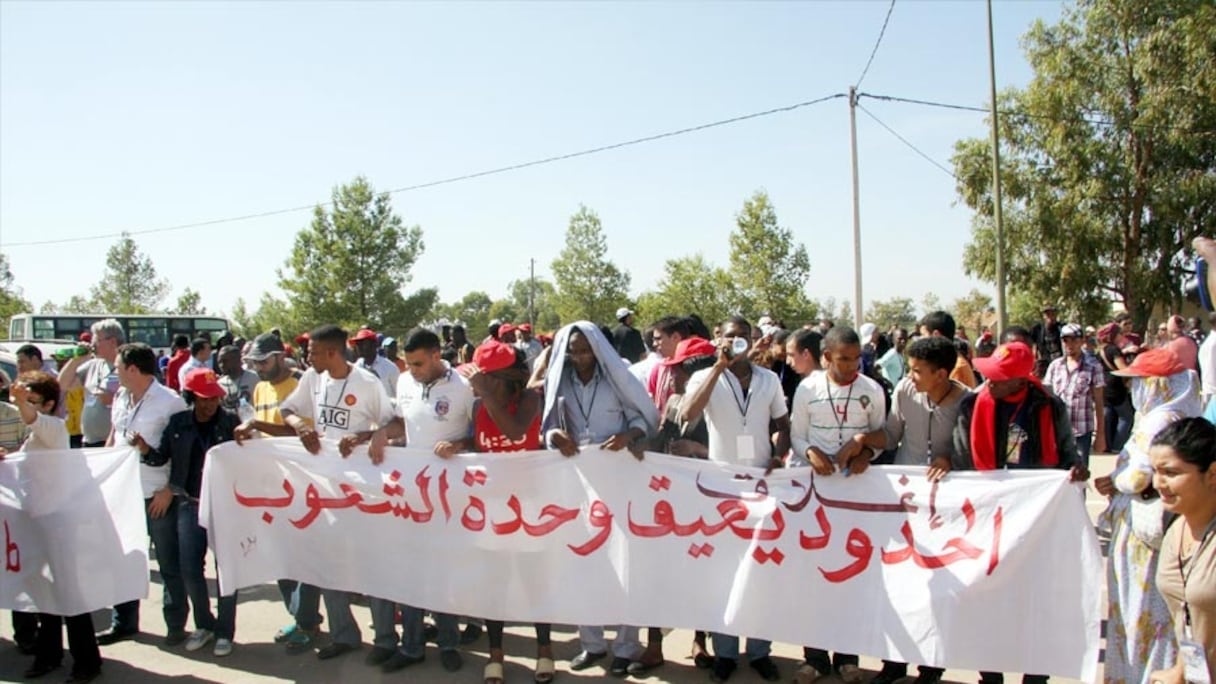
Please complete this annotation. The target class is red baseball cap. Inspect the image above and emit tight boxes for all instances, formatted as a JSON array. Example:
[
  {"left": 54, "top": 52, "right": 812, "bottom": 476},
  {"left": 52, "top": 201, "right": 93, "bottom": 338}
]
[
  {"left": 663, "top": 336, "right": 716, "bottom": 366},
  {"left": 1113, "top": 347, "right": 1185, "bottom": 378},
  {"left": 473, "top": 340, "right": 518, "bottom": 374},
  {"left": 350, "top": 328, "right": 377, "bottom": 344},
  {"left": 519, "top": 323, "right": 532, "bottom": 333},
  {"left": 294, "top": 332, "right": 310, "bottom": 345},
  {"left": 972, "top": 342, "right": 1035, "bottom": 382},
  {"left": 498, "top": 323, "right": 516, "bottom": 338},
  {"left": 79, "top": 331, "right": 93, "bottom": 343},
  {"left": 183, "top": 368, "right": 226, "bottom": 399}
]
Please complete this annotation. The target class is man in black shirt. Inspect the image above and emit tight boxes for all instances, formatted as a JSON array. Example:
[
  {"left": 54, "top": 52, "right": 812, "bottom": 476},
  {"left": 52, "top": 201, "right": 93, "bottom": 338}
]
[
  {"left": 611, "top": 307, "right": 646, "bottom": 364},
  {"left": 1029, "top": 303, "right": 1063, "bottom": 378}
]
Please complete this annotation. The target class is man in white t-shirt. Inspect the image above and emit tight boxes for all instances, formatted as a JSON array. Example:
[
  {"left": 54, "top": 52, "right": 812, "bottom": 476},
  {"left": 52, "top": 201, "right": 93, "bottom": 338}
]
[
  {"left": 365, "top": 327, "right": 474, "bottom": 673},
  {"left": 352, "top": 327, "right": 401, "bottom": 398},
  {"left": 278, "top": 324, "right": 397, "bottom": 662},
  {"left": 788, "top": 326, "right": 884, "bottom": 683},
  {"left": 101, "top": 343, "right": 189, "bottom": 645},
  {"left": 679, "top": 316, "right": 788, "bottom": 683}
]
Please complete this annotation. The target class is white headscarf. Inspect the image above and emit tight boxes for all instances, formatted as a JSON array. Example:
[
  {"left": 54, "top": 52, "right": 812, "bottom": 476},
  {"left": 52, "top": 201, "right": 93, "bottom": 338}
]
[{"left": 1122, "top": 369, "right": 1203, "bottom": 485}]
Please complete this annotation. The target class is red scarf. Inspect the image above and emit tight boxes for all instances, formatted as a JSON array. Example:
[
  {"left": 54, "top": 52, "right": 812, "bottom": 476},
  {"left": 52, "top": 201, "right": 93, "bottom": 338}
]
[{"left": 970, "top": 380, "right": 1058, "bottom": 470}]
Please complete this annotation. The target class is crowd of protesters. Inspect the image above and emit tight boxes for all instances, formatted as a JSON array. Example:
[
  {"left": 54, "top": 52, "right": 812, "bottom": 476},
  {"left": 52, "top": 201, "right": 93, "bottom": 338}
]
[{"left": 1, "top": 301, "right": 1214, "bottom": 684}]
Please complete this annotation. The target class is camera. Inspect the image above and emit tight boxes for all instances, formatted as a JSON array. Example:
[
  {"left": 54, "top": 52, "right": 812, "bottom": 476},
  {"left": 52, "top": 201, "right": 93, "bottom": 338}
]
[{"left": 1183, "top": 257, "right": 1213, "bottom": 312}]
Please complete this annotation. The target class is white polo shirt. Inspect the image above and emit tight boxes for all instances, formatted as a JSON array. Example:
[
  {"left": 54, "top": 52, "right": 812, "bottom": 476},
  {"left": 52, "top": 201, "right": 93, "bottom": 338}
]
[
  {"left": 396, "top": 364, "right": 474, "bottom": 447},
  {"left": 357, "top": 355, "right": 401, "bottom": 398},
  {"left": 789, "top": 370, "right": 885, "bottom": 464},
  {"left": 686, "top": 364, "right": 787, "bottom": 468},
  {"left": 280, "top": 364, "right": 394, "bottom": 437},
  {"left": 111, "top": 380, "right": 188, "bottom": 498}
]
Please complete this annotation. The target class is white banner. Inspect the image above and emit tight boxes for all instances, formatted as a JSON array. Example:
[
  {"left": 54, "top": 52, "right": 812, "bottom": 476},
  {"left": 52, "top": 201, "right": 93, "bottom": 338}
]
[
  {"left": 202, "top": 439, "right": 1101, "bottom": 680},
  {"left": 0, "top": 447, "right": 150, "bottom": 615}
]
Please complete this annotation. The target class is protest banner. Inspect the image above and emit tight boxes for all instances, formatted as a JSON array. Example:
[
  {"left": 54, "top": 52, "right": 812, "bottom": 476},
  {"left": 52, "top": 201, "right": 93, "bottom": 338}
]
[
  {"left": 0, "top": 447, "right": 149, "bottom": 615},
  {"left": 202, "top": 439, "right": 1101, "bottom": 679}
]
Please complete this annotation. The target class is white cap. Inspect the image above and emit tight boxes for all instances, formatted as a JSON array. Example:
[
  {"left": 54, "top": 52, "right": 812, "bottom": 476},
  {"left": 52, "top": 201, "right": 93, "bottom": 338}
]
[
  {"left": 860, "top": 322, "right": 877, "bottom": 341},
  {"left": 1061, "top": 323, "right": 1084, "bottom": 338},
  {"left": 616, "top": 307, "right": 633, "bottom": 320}
]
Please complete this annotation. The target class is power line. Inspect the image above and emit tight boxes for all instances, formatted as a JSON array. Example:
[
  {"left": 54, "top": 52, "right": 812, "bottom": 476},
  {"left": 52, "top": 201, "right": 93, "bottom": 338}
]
[
  {"left": 856, "top": 103, "right": 957, "bottom": 179},
  {"left": 854, "top": 0, "right": 897, "bottom": 88},
  {"left": 2, "top": 92, "right": 848, "bottom": 248}
]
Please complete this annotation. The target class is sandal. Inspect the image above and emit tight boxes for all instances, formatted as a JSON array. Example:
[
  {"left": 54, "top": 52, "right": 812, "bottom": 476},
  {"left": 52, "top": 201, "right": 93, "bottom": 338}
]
[
  {"left": 485, "top": 661, "right": 505, "bottom": 684},
  {"left": 534, "top": 656, "right": 555, "bottom": 683}
]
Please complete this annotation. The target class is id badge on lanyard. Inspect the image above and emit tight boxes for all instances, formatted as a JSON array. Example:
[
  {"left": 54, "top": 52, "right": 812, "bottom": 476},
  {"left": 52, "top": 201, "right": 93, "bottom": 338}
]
[{"left": 1179, "top": 634, "right": 1210, "bottom": 684}]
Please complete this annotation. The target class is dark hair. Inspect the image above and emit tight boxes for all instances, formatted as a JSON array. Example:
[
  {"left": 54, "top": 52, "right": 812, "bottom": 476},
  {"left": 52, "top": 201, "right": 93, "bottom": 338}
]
[
  {"left": 402, "top": 327, "right": 441, "bottom": 353},
  {"left": 874, "top": 334, "right": 892, "bottom": 358},
  {"left": 1002, "top": 325, "right": 1032, "bottom": 344},
  {"left": 118, "top": 343, "right": 158, "bottom": 375},
  {"left": 906, "top": 336, "right": 958, "bottom": 372},
  {"left": 686, "top": 314, "right": 711, "bottom": 340},
  {"left": 173, "top": 334, "right": 190, "bottom": 350},
  {"left": 641, "top": 326, "right": 657, "bottom": 352},
  {"left": 310, "top": 324, "right": 348, "bottom": 347},
  {"left": 952, "top": 337, "right": 972, "bottom": 361},
  {"left": 19, "top": 371, "right": 59, "bottom": 413},
  {"left": 1150, "top": 417, "right": 1216, "bottom": 472},
  {"left": 190, "top": 338, "right": 210, "bottom": 356},
  {"left": 918, "top": 311, "right": 956, "bottom": 339},
  {"left": 721, "top": 315, "right": 751, "bottom": 336},
  {"left": 823, "top": 326, "right": 861, "bottom": 350},
  {"left": 790, "top": 329, "right": 823, "bottom": 359},
  {"left": 219, "top": 344, "right": 240, "bottom": 358},
  {"left": 488, "top": 323, "right": 501, "bottom": 339},
  {"left": 16, "top": 344, "right": 42, "bottom": 362},
  {"left": 682, "top": 354, "right": 716, "bottom": 376},
  {"left": 654, "top": 316, "right": 693, "bottom": 339},
  {"left": 772, "top": 329, "right": 791, "bottom": 347}
]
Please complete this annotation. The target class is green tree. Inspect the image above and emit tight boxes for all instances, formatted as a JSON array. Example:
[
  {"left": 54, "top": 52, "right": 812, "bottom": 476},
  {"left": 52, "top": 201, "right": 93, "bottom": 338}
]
[
  {"left": 433, "top": 291, "right": 495, "bottom": 340},
  {"left": 951, "top": 289, "right": 995, "bottom": 336},
  {"left": 920, "top": 293, "right": 942, "bottom": 317},
  {"left": 634, "top": 254, "right": 737, "bottom": 329},
  {"left": 278, "top": 176, "right": 426, "bottom": 331},
  {"left": 170, "top": 287, "right": 206, "bottom": 315},
  {"left": 60, "top": 295, "right": 95, "bottom": 315},
  {"left": 952, "top": 0, "right": 1216, "bottom": 332},
  {"left": 0, "top": 253, "right": 32, "bottom": 340},
  {"left": 551, "top": 206, "right": 630, "bottom": 325},
  {"left": 865, "top": 297, "right": 918, "bottom": 331},
  {"left": 505, "top": 277, "right": 561, "bottom": 332},
  {"left": 88, "top": 232, "right": 169, "bottom": 314},
  {"left": 728, "top": 191, "right": 814, "bottom": 323}
]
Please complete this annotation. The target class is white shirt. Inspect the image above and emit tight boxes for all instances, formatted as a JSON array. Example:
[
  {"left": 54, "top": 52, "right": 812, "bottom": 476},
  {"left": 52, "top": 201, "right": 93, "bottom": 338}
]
[
  {"left": 396, "top": 363, "right": 474, "bottom": 447},
  {"left": 357, "top": 355, "right": 401, "bottom": 398},
  {"left": 178, "top": 356, "right": 209, "bottom": 388},
  {"left": 629, "top": 354, "right": 661, "bottom": 386},
  {"left": 789, "top": 370, "right": 886, "bottom": 465},
  {"left": 517, "top": 338, "right": 544, "bottom": 368},
  {"left": 279, "top": 364, "right": 394, "bottom": 437},
  {"left": 24, "top": 413, "right": 69, "bottom": 451},
  {"left": 1201, "top": 331, "right": 1216, "bottom": 401},
  {"left": 686, "top": 364, "right": 787, "bottom": 468},
  {"left": 111, "top": 380, "right": 188, "bottom": 498}
]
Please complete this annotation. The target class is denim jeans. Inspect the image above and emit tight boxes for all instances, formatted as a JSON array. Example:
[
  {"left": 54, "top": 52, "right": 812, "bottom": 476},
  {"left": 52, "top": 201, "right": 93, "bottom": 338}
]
[
  {"left": 711, "top": 633, "right": 770, "bottom": 662},
  {"left": 322, "top": 591, "right": 398, "bottom": 649},
  {"left": 579, "top": 625, "right": 642, "bottom": 659},
  {"left": 113, "top": 496, "right": 186, "bottom": 633},
  {"left": 1105, "top": 398, "right": 1133, "bottom": 454},
  {"left": 177, "top": 499, "right": 237, "bottom": 639},
  {"left": 1075, "top": 432, "right": 1093, "bottom": 469},
  {"left": 400, "top": 606, "right": 458, "bottom": 657},
  {"left": 277, "top": 580, "right": 322, "bottom": 630}
]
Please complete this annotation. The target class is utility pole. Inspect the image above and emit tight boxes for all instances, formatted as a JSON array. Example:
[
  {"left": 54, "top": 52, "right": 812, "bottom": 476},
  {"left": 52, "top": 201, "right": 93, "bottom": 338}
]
[
  {"left": 528, "top": 258, "right": 536, "bottom": 327},
  {"left": 848, "top": 86, "right": 864, "bottom": 329},
  {"left": 987, "top": 0, "right": 1007, "bottom": 334}
]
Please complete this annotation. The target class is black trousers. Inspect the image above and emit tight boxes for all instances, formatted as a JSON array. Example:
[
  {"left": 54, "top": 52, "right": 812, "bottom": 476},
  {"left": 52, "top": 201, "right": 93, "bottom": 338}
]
[
  {"left": 13, "top": 610, "right": 38, "bottom": 647},
  {"left": 33, "top": 613, "right": 102, "bottom": 675}
]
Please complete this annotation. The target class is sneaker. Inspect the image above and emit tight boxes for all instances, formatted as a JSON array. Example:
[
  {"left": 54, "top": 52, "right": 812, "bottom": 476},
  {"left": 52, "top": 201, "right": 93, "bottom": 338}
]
[
  {"left": 459, "top": 623, "right": 483, "bottom": 644},
  {"left": 274, "top": 623, "right": 299, "bottom": 644},
  {"left": 284, "top": 627, "right": 318, "bottom": 655},
  {"left": 213, "top": 638, "right": 233, "bottom": 657},
  {"left": 440, "top": 649, "right": 463, "bottom": 672},
  {"left": 381, "top": 651, "right": 425, "bottom": 673},
  {"left": 710, "top": 657, "right": 737, "bottom": 683},
  {"left": 164, "top": 629, "right": 189, "bottom": 647},
  {"left": 749, "top": 656, "right": 780, "bottom": 682},
  {"left": 184, "top": 629, "right": 215, "bottom": 653},
  {"left": 96, "top": 628, "right": 137, "bottom": 646},
  {"left": 795, "top": 663, "right": 829, "bottom": 684},
  {"left": 838, "top": 664, "right": 865, "bottom": 684},
  {"left": 364, "top": 647, "right": 395, "bottom": 667},
  {"left": 871, "top": 664, "right": 909, "bottom": 684}
]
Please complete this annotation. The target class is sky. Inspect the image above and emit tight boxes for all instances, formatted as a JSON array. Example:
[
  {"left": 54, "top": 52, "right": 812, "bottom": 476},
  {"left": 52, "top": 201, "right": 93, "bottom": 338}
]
[{"left": 0, "top": 0, "right": 1066, "bottom": 325}]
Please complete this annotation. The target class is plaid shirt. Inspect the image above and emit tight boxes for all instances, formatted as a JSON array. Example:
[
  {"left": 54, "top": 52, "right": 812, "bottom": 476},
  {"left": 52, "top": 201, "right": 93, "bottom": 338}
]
[
  {"left": 0, "top": 401, "right": 30, "bottom": 452},
  {"left": 1044, "top": 355, "right": 1104, "bottom": 437}
]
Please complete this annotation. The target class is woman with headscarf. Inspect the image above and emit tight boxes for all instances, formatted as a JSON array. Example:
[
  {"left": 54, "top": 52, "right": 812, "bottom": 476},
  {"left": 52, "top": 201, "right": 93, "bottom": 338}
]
[
  {"left": 457, "top": 340, "right": 554, "bottom": 684},
  {"left": 1093, "top": 348, "right": 1201, "bottom": 683},
  {"left": 541, "top": 322, "right": 658, "bottom": 677}
]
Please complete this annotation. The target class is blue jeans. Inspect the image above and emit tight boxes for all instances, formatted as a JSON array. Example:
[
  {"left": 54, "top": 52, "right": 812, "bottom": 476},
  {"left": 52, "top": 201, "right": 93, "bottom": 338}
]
[
  {"left": 177, "top": 499, "right": 237, "bottom": 639},
  {"left": 400, "top": 606, "right": 458, "bottom": 657},
  {"left": 322, "top": 591, "right": 399, "bottom": 649},
  {"left": 277, "top": 580, "right": 322, "bottom": 630},
  {"left": 113, "top": 496, "right": 186, "bottom": 633},
  {"left": 1106, "top": 398, "right": 1133, "bottom": 453},
  {"left": 711, "top": 633, "right": 771, "bottom": 662},
  {"left": 1075, "top": 432, "right": 1093, "bottom": 469}
]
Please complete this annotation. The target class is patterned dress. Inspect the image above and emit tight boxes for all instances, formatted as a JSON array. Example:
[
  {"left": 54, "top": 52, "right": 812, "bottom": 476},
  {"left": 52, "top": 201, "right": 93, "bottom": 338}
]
[{"left": 1101, "top": 371, "right": 1200, "bottom": 683}]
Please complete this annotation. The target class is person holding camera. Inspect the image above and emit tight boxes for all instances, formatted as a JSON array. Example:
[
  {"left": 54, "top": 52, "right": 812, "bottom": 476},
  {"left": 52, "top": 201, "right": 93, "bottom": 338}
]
[{"left": 99, "top": 343, "right": 188, "bottom": 645}]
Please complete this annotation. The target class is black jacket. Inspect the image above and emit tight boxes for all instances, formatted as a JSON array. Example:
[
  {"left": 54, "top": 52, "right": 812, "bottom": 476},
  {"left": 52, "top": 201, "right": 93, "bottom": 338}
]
[
  {"left": 612, "top": 324, "right": 646, "bottom": 364},
  {"left": 951, "top": 383, "right": 1078, "bottom": 472},
  {"left": 162, "top": 407, "right": 241, "bottom": 499}
]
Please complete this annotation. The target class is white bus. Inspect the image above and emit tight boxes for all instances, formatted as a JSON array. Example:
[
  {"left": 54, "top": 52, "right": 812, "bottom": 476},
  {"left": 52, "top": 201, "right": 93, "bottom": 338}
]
[{"left": 7, "top": 313, "right": 232, "bottom": 352}]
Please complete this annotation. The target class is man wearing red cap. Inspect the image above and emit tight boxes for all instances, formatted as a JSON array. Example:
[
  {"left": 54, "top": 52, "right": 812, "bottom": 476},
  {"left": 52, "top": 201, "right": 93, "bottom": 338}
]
[
  {"left": 351, "top": 328, "right": 400, "bottom": 398},
  {"left": 515, "top": 323, "right": 543, "bottom": 367}
]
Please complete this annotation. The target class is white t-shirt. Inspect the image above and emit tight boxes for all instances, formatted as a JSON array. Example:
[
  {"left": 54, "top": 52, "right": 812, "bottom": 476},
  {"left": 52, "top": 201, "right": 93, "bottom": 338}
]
[
  {"left": 1201, "top": 331, "right": 1216, "bottom": 400},
  {"left": 111, "top": 380, "right": 188, "bottom": 498},
  {"left": 24, "top": 413, "right": 69, "bottom": 451},
  {"left": 178, "top": 356, "right": 209, "bottom": 388},
  {"left": 396, "top": 364, "right": 474, "bottom": 447},
  {"left": 686, "top": 364, "right": 787, "bottom": 468},
  {"left": 279, "top": 364, "right": 394, "bottom": 437},
  {"left": 357, "top": 355, "right": 401, "bottom": 398},
  {"left": 789, "top": 370, "right": 886, "bottom": 465}
]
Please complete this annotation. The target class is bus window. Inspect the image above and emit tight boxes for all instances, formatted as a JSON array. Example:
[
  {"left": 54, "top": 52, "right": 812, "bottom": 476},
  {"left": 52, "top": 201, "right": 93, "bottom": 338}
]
[
  {"left": 33, "top": 319, "right": 55, "bottom": 339},
  {"left": 10, "top": 318, "right": 25, "bottom": 340}
]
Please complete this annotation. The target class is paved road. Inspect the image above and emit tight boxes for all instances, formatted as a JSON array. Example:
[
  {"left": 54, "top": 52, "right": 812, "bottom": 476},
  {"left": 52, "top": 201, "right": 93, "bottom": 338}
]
[{"left": 1, "top": 457, "right": 1114, "bottom": 684}]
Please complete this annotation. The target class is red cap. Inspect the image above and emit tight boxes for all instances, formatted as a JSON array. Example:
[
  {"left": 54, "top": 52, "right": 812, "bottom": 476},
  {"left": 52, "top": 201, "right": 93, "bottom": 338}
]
[
  {"left": 972, "top": 342, "right": 1035, "bottom": 382},
  {"left": 350, "top": 328, "right": 377, "bottom": 344},
  {"left": 294, "top": 332, "right": 310, "bottom": 344},
  {"left": 519, "top": 323, "right": 532, "bottom": 333},
  {"left": 79, "top": 332, "right": 93, "bottom": 343},
  {"left": 473, "top": 340, "right": 517, "bottom": 374},
  {"left": 1112, "top": 347, "right": 1185, "bottom": 378},
  {"left": 498, "top": 323, "right": 516, "bottom": 338},
  {"left": 182, "top": 368, "right": 226, "bottom": 399},
  {"left": 663, "top": 336, "right": 716, "bottom": 366}
]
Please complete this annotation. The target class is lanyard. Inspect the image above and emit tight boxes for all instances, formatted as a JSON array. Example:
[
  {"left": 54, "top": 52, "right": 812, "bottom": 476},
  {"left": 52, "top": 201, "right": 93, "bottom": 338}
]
[
  {"left": 826, "top": 374, "right": 856, "bottom": 446},
  {"left": 572, "top": 373, "right": 601, "bottom": 427},
  {"left": 1178, "top": 518, "right": 1216, "bottom": 634},
  {"left": 121, "top": 392, "right": 146, "bottom": 439},
  {"left": 728, "top": 369, "right": 752, "bottom": 427},
  {"left": 317, "top": 371, "right": 351, "bottom": 409}
]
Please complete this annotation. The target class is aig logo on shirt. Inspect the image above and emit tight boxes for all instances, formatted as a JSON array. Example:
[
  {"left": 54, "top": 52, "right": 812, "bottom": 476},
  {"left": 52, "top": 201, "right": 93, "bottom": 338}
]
[{"left": 318, "top": 406, "right": 351, "bottom": 430}]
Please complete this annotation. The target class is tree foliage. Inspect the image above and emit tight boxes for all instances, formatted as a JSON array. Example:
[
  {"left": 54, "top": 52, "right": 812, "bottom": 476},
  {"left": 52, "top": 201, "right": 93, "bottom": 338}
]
[
  {"left": 550, "top": 205, "right": 630, "bottom": 325},
  {"left": 952, "top": 0, "right": 1216, "bottom": 331},
  {"left": 433, "top": 291, "right": 495, "bottom": 340},
  {"left": 951, "top": 289, "right": 995, "bottom": 335},
  {"left": 170, "top": 287, "right": 207, "bottom": 315},
  {"left": 635, "top": 254, "right": 736, "bottom": 330},
  {"left": 864, "top": 297, "right": 918, "bottom": 332},
  {"left": 728, "top": 191, "right": 814, "bottom": 324},
  {"left": 87, "top": 232, "right": 170, "bottom": 314},
  {"left": 278, "top": 176, "right": 427, "bottom": 332},
  {"left": 506, "top": 277, "right": 561, "bottom": 332},
  {"left": 0, "top": 253, "right": 32, "bottom": 340}
]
